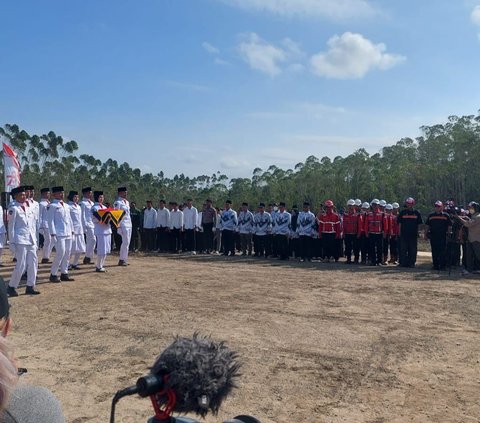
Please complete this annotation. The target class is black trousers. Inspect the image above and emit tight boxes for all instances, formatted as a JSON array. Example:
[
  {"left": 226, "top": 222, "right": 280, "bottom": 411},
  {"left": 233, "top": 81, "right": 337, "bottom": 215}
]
[
  {"left": 254, "top": 235, "right": 267, "bottom": 257},
  {"left": 430, "top": 235, "right": 447, "bottom": 270},
  {"left": 369, "top": 233, "right": 383, "bottom": 265},
  {"left": 299, "top": 235, "right": 312, "bottom": 260},
  {"left": 170, "top": 228, "right": 182, "bottom": 253},
  {"left": 144, "top": 228, "right": 156, "bottom": 251},
  {"left": 359, "top": 233, "right": 369, "bottom": 263},
  {"left": 399, "top": 234, "right": 418, "bottom": 267},
  {"left": 202, "top": 223, "right": 214, "bottom": 252},
  {"left": 344, "top": 234, "right": 359, "bottom": 261},
  {"left": 276, "top": 234, "right": 289, "bottom": 259},
  {"left": 184, "top": 229, "right": 196, "bottom": 252},
  {"left": 389, "top": 236, "right": 398, "bottom": 261},
  {"left": 156, "top": 227, "right": 169, "bottom": 252},
  {"left": 130, "top": 227, "right": 141, "bottom": 251},
  {"left": 265, "top": 234, "right": 274, "bottom": 257},
  {"left": 222, "top": 230, "right": 235, "bottom": 256},
  {"left": 322, "top": 233, "right": 338, "bottom": 260}
]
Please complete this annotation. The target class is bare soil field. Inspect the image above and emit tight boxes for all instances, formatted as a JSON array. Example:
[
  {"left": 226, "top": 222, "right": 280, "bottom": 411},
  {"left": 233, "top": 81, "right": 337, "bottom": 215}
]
[{"left": 1, "top": 251, "right": 479, "bottom": 423}]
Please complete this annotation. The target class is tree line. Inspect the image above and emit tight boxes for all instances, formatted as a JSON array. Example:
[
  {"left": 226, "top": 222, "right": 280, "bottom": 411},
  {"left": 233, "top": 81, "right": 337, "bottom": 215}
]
[{"left": 1, "top": 112, "right": 479, "bottom": 216}]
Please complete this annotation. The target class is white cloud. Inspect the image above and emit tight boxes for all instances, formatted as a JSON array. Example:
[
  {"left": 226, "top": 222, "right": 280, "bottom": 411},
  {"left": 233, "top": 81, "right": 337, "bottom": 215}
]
[
  {"left": 471, "top": 5, "right": 480, "bottom": 25},
  {"left": 202, "top": 41, "right": 220, "bottom": 54},
  {"left": 219, "top": 0, "right": 377, "bottom": 21},
  {"left": 238, "top": 32, "right": 287, "bottom": 77},
  {"left": 310, "top": 32, "right": 406, "bottom": 79},
  {"left": 214, "top": 58, "right": 231, "bottom": 66}
]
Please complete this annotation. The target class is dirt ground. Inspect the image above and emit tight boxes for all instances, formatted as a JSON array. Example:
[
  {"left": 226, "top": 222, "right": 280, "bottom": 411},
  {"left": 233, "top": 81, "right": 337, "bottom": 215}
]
[{"left": 1, "top": 250, "right": 480, "bottom": 423}]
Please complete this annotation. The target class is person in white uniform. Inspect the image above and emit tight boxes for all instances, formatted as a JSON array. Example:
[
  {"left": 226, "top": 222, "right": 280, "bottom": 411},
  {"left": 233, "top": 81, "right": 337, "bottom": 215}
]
[
  {"left": 47, "top": 186, "right": 75, "bottom": 283},
  {"left": 80, "top": 186, "right": 96, "bottom": 265},
  {"left": 6, "top": 186, "right": 40, "bottom": 296},
  {"left": 38, "top": 187, "right": 53, "bottom": 263},
  {"left": 113, "top": 186, "right": 132, "bottom": 266},
  {"left": 91, "top": 191, "right": 111, "bottom": 272},
  {"left": 67, "top": 190, "right": 86, "bottom": 270}
]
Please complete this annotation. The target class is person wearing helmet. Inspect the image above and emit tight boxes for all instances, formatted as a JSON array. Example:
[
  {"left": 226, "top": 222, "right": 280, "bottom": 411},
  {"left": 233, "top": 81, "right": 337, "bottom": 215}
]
[
  {"left": 358, "top": 202, "right": 371, "bottom": 264},
  {"left": 364, "top": 199, "right": 388, "bottom": 266},
  {"left": 425, "top": 201, "right": 452, "bottom": 271},
  {"left": 397, "top": 197, "right": 423, "bottom": 268},
  {"left": 379, "top": 201, "right": 389, "bottom": 264},
  {"left": 318, "top": 200, "right": 341, "bottom": 262},
  {"left": 355, "top": 199, "right": 362, "bottom": 208},
  {"left": 343, "top": 199, "right": 360, "bottom": 264},
  {"left": 456, "top": 201, "right": 480, "bottom": 274}
]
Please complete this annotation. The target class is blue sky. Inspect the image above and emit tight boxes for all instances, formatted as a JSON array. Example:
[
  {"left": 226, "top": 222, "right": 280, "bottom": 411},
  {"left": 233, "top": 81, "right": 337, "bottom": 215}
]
[{"left": 1, "top": 0, "right": 480, "bottom": 178}]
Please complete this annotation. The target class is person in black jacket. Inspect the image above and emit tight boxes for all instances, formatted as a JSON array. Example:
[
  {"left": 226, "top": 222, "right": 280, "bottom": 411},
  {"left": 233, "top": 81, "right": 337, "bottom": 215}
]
[
  {"left": 397, "top": 197, "right": 423, "bottom": 268},
  {"left": 425, "top": 201, "right": 452, "bottom": 271}
]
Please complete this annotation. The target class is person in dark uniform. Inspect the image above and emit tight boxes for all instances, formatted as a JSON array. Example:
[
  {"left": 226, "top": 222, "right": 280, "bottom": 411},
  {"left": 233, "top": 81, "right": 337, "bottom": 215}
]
[
  {"left": 129, "top": 201, "right": 142, "bottom": 252},
  {"left": 397, "top": 197, "right": 423, "bottom": 268},
  {"left": 425, "top": 201, "right": 452, "bottom": 271}
]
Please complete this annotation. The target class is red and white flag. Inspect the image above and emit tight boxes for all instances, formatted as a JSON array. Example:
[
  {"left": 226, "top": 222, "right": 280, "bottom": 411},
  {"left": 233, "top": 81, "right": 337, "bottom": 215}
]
[{"left": 3, "top": 143, "right": 21, "bottom": 193}]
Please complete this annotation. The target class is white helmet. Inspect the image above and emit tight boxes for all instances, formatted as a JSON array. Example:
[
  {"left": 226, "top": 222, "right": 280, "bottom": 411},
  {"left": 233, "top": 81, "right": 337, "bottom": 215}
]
[
  {"left": 385, "top": 203, "right": 393, "bottom": 210},
  {"left": 392, "top": 202, "right": 400, "bottom": 209},
  {"left": 347, "top": 199, "right": 355, "bottom": 206},
  {"left": 362, "top": 202, "right": 370, "bottom": 209},
  {"left": 371, "top": 198, "right": 380, "bottom": 205},
  {"left": 379, "top": 200, "right": 387, "bottom": 207},
  {"left": 355, "top": 199, "right": 362, "bottom": 207}
]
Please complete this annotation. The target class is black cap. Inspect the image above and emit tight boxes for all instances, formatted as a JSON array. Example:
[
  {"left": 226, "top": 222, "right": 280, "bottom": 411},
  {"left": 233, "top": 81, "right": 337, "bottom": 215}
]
[
  {"left": 242, "top": 202, "right": 248, "bottom": 206},
  {"left": 279, "top": 202, "right": 286, "bottom": 207},
  {"left": 40, "top": 187, "right": 50, "bottom": 194},
  {"left": 82, "top": 187, "right": 92, "bottom": 193},
  {"left": 303, "top": 201, "right": 310, "bottom": 206},
  {"left": 11, "top": 187, "right": 25, "bottom": 196},
  {"left": 292, "top": 204, "right": 298, "bottom": 209},
  {"left": 206, "top": 199, "right": 212, "bottom": 203},
  {"left": 93, "top": 191, "right": 103, "bottom": 201},
  {"left": 0, "top": 278, "right": 10, "bottom": 319},
  {"left": 258, "top": 202, "right": 265, "bottom": 208},
  {"left": 117, "top": 187, "right": 127, "bottom": 193},
  {"left": 225, "top": 199, "right": 232, "bottom": 204},
  {"left": 52, "top": 186, "right": 64, "bottom": 193},
  {"left": 24, "top": 185, "right": 34, "bottom": 190}
]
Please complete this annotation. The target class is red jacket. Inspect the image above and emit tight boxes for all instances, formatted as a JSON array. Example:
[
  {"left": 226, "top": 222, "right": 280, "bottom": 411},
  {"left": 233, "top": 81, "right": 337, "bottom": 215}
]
[
  {"left": 365, "top": 210, "right": 388, "bottom": 235},
  {"left": 388, "top": 213, "right": 399, "bottom": 236},
  {"left": 318, "top": 211, "right": 341, "bottom": 239},
  {"left": 343, "top": 211, "right": 359, "bottom": 236}
]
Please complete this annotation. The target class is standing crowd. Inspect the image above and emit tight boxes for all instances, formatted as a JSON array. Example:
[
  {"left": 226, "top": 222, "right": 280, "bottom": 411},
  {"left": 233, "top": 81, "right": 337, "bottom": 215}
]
[{"left": 2, "top": 186, "right": 480, "bottom": 297}]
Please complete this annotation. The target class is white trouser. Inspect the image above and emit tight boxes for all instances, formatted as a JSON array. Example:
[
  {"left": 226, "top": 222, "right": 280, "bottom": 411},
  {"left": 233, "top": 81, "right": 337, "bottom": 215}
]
[
  {"left": 9, "top": 244, "right": 37, "bottom": 288},
  {"left": 85, "top": 226, "right": 96, "bottom": 259},
  {"left": 70, "top": 234, "right": 86, "bottom": 265},
  {"left": 118, "top": 227, "right": 132, "bottom": 261},
  {"left": 95, "top": 234, "right": 111, "bottom": 269},
  {"left": 40, "top": 228, "right": 54, "bottom": 260},
  {"left": 50, "top": 236, "right": 72, "bottom": 275}
]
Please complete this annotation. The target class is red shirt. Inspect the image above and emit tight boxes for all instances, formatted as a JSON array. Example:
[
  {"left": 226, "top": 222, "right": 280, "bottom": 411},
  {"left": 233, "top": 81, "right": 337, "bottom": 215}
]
[
  {"left": 343, "top": 211, "right": 359, "bottom": 235},
  {"left": 318, "top": 211, "right": 341, "bottom": 238},
  {"left": 365, "top": 210, "right": 388, "bottom": 234}
]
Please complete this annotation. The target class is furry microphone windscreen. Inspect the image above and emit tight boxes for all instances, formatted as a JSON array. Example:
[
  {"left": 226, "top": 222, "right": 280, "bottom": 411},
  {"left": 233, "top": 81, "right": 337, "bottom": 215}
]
[{"left": 150, "top": 334, "right": 241, "bottom": 417}]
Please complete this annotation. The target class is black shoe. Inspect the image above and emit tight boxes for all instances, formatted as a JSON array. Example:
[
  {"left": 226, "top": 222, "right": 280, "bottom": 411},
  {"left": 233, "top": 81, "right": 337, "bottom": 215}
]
[
  {"left": 12, "top": 258, "right": 17, "bottom": 263},
  {"left": 41, "top": 258, "right": 50, "bottom": 264},
  {"left": 49, "top": 274, "right": 60, "bottom": 283},
  {"left": 118, "top": 260, "right": 128, "bottom": 266},
  {"left": 60, "top": 273, "right": 74, "bottom": 282},
  {"left": 7, "top": 286, "right": 18, "bottom": 297},
  {"left": 83, "top": 257, "right": 91, "bottom": 264},
  {"left": 71, "top": 265, "right": 80, "bottom": 270},
  {"left": 25, "top": 286, "right": 40, "bottom": 295},
  {"left": 95, "top": 267, "right": 106, "bottom": 273}
]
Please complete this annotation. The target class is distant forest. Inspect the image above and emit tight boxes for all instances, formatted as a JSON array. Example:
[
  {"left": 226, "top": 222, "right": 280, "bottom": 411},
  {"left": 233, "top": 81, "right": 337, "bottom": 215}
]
[{"left": 1, "top": 112, "right": 479, "bottom": 215}]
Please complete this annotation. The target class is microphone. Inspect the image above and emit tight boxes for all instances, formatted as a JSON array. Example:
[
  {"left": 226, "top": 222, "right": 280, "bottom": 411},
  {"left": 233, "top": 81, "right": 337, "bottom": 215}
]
[
  {"left": 110, "top": 333, "right": 242, "bottom": 423},
  {"left": 149, "top": 333, "right": 241, "bottom": 417}
]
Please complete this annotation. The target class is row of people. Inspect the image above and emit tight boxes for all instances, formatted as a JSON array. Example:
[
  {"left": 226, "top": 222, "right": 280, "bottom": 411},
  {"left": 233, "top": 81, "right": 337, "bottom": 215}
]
[{"left": 5, "top": 185, "right": 132, "bottom": 296}]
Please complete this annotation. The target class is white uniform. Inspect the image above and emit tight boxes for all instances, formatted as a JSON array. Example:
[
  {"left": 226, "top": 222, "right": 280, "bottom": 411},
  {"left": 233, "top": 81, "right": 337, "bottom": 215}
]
[
  {"left": 91, "top": 203, "right": 112, "bottom": 270},
  {"left": 0, "top": 205, "right": 6, "bottom": 250},
  {"left": 113, "top": 197, "right": 132, "bottom": 262},
  {"left": 47, "top": 199, "right": 74, "bottom": 276},
  {"left": 39, "top": 198, "right": 54, "bottom": 260},
  {"left": 80, "top": 197, "right": 96, "bottom": 260},
  {"left": 8, "top": 201, "right": 38, "bottom": 288},
  {"left": 68, "top": 201, "right": 86, "bottom": 266}
]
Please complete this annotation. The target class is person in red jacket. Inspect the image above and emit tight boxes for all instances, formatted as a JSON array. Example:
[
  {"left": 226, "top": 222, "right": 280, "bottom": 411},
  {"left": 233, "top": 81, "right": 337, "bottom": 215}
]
[
  {"left": 358, "top": 202, "right": 370, "bottom": 264},
  {"left": 318, "top": 200, "right": 341, "bottom": 262},
  {"left": 343, "top": 199, "right": 360, "bottom": 264},
  {"left": 365, "top": 199, "right": 389, "bottom": 266}
]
